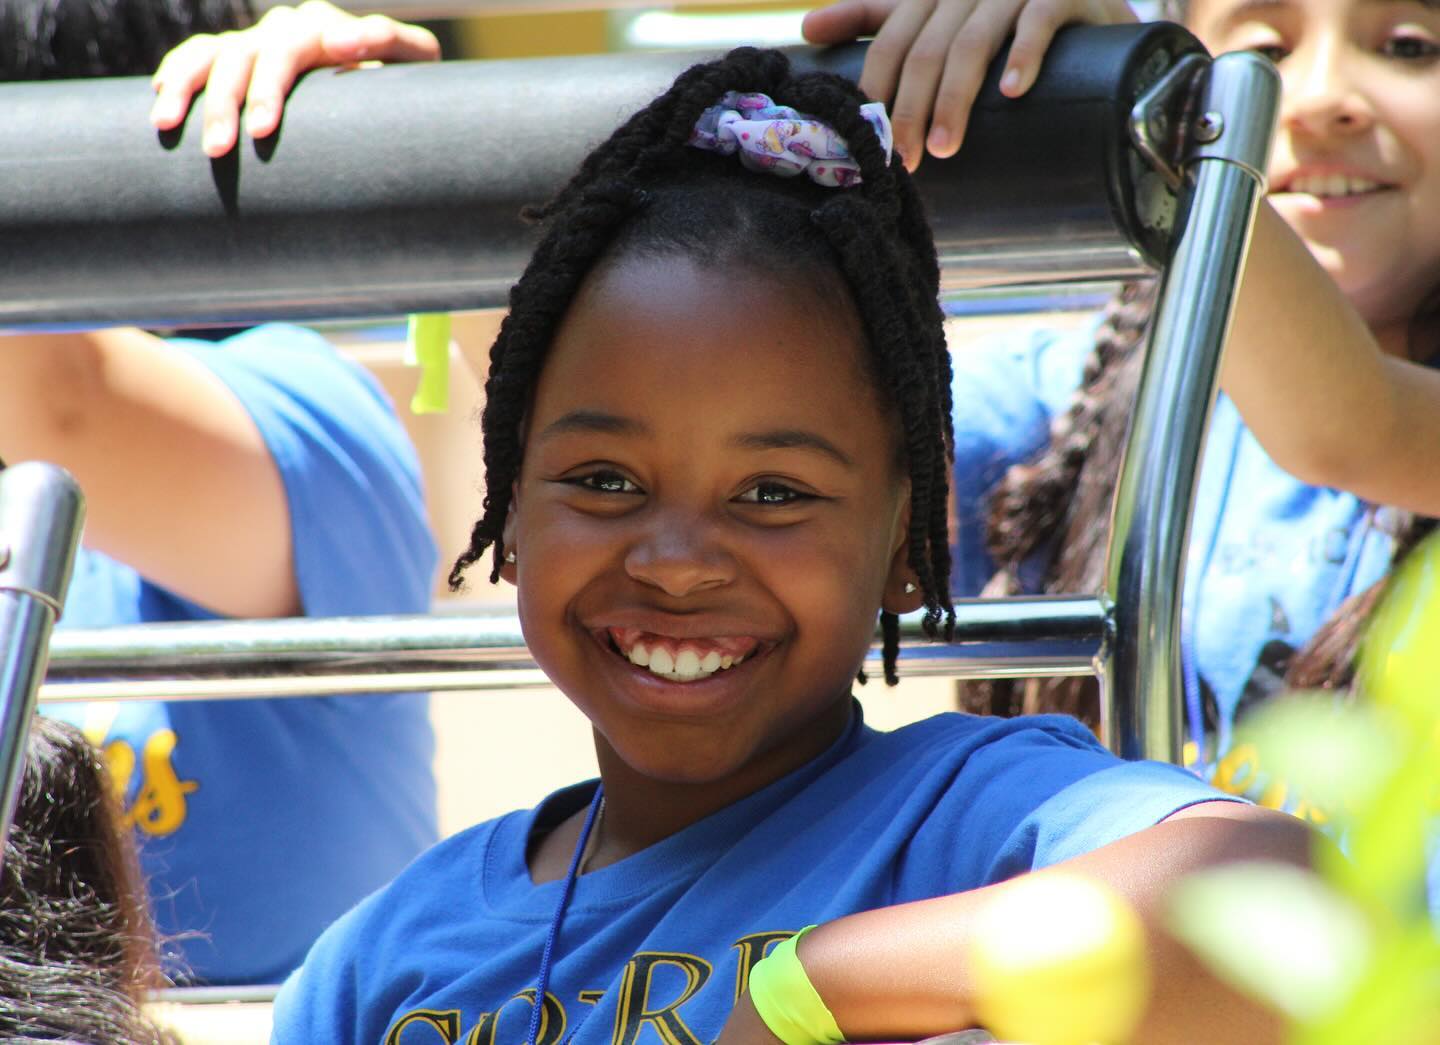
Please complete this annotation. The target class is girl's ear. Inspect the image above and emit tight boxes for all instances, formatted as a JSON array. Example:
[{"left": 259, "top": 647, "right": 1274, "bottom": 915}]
[
  {"left": 499, "top": 487, "right": 520, "bottom": 587},
  {"left": 881, "top": 488, "right": 923, "bottom": 615},
  {"left": 882, "top": 544, "right": 924, "bottom": 615}
]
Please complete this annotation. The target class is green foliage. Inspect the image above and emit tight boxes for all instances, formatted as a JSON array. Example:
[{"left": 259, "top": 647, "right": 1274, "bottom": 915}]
[{"left": 1167, "top": 530, "right": 1440, "bottom": 1043}]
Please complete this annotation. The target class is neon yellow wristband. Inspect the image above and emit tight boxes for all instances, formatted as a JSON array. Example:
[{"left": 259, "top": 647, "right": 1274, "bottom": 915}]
[{"left": 748, "top": 925, "right": 845, "bottom": 1045}]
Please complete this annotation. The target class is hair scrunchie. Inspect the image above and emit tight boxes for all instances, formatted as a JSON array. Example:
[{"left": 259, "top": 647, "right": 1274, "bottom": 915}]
[{"left": 688, "top": 92, "right": 893, "bottom": 188}]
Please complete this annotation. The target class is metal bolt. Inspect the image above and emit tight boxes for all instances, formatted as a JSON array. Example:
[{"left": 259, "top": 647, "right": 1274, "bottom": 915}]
[{"left": 1193, "top": 111, "right": 1224, "bottom": 143}]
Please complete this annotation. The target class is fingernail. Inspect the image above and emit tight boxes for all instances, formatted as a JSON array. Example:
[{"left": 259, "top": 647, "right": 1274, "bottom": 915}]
[
  {"left": 246, "top": 102, "right": 271, "bottom": 136},
  {"left": 203, "top": 122, "right": 229, "bottom": 155},
  {"left": 1001, "top": 67, "right": 1022, "bottom": 95},
  {"left": 927, "top": 126, "right": 951, "bottom": 156},
  {"left": 152, "top": 96, "right": 183, "bottom": 126}
]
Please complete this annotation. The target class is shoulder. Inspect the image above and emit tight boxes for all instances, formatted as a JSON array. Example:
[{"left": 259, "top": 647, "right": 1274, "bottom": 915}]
[
  {"left": 818, "top": 712, "right": 1112, "bottom": 819},
  {"left": 831, "top": 713, "right": 1231, "bottom": 883},
  {"left": 864, "top": 710, "right": 1103, "bottom": 760},
  {"left": 172, "top": 324, "right": 398, "bottom": 440},
  {"left": 173, "top": 325, "right": 437, "bottom": 615},
  {"left": 272, "top": 814, "right": 518, "bottom": 1036}
]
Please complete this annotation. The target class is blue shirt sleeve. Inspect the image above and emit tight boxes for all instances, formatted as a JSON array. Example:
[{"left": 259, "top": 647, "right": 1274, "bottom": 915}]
[
  {"left": 170, "top": 324, "right": 438, "bottom": 615},
  {"left": 949, "top": 324, "right": 1094, "bottom": 596},
  {"left": 932, "top": 716, "right": 1241, "bottom": 883}
]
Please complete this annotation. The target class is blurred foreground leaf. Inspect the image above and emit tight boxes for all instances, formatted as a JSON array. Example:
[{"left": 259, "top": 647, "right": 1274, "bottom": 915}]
[{"left": 1167, "top": 861, "right": 1373, "bottom": 1023}]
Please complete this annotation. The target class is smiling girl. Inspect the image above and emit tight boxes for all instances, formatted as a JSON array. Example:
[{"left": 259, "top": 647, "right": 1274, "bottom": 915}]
[
  {"left": 847, "top": 0, "right": 1440, "bottom": 849},
  {"left": 264, "top": 47, "right": 1313, "bottom": 1045}
]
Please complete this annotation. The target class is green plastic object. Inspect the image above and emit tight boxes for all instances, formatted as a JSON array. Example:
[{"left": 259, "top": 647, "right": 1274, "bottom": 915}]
[{"left": 406, "top": 313, "right": 452, "bottom": 414}]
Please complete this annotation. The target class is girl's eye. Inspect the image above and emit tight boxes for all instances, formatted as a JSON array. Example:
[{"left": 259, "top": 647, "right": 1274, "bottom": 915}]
[
  {"left": 571, "top": 471, "right": 640, "bottom": 495},
  {"left": 1381, "top": 34, "right": 1440, "bottom": 60},
  {"left": 736, "top": 481, "right": 811, "bottom": 506}
]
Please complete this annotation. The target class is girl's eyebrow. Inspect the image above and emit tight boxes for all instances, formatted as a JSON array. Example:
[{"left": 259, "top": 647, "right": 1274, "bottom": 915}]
[
  {"left": 1217, "top": 0, "right": 1438, "bottom": 24},
  {"left": 537, "top": 413, "right": 852, "bottom": 466},
  {"left": 538, "top": 410, "right": 649, "bottom": 440},
  {"left": 1213, "top": 0, "right": 1291, "bottom": 25},
  {"left": 731, "top": 429, "right": 855, "bottom": 468}
]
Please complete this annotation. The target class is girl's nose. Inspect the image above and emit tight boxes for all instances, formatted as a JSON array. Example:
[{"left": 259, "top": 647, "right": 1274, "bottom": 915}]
[
  {"left": 623, "top": 516, "right": 737, "bottom": 599},
  {"left": 1281, "top": 40, "right": 1375, "bottom": 138}
]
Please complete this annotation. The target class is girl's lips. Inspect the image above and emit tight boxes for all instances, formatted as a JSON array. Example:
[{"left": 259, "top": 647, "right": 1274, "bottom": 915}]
[
  {"left": 606, "top": 626, "right": 760, "bottom": 660},
  {"left": 1271, "top": 185, "right": 1397, "bottom": 215},
  {"left": 600, "top": 627, "right": 767, "bottom": 683}
]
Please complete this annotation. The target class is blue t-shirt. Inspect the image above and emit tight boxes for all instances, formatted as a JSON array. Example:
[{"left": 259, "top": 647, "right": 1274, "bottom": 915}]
[
  {"left": 271, "top": 709, "right": 1231, "bottom": 1043},
  {"left": 43, "top": 324, "right": 439, "bottom": 985},
  {"left": 947, "top": 324, "right": 1427, "bottom": 849}
]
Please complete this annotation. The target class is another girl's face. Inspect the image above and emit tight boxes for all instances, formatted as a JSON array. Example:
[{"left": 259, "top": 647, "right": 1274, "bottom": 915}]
[
  {"left": 1189, "top": 0, "right": 1440, "bottom": 327},
  {"left": 505, "top": 254, "right": 915, "bottom": 792}
]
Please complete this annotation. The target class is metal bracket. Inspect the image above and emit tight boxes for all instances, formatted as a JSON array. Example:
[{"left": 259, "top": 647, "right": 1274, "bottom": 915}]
[
  {"left": 1131, "top": 50, "right": 1280, "bottom": 192},
  {"left": 1129, "top": 52, "right": 1208, "bottom": 190},
  {"left": 1186, "top": 50, "right": 1281, "bottom": 188}
]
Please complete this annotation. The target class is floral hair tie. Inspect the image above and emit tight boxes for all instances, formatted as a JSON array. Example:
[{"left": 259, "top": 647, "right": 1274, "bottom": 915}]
[{"left": 687, "top": 91, "right": 893, "bottom": 188}]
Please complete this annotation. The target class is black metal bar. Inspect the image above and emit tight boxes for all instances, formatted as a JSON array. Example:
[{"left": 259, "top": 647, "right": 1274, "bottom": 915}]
[{"left": 1, "top": 24, "right": 1200, "bottom": 329}]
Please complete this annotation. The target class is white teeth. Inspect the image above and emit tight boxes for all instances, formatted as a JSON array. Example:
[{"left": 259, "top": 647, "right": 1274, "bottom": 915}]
[
  {"left": 674, "top": 649, "right": 702, "bottom": 679},
  {"left": 617, "top": 640, "right": 754, "bottom": 682},
  {"left": 1287, "top": 174, "right": 1381, "bottom": 198}
]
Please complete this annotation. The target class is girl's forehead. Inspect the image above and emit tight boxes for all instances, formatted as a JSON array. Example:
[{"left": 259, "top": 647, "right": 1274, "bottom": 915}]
[
  {"left": 530, "top": 253, "right": 892, "bottom": 446},
  {"left": 1188, "top": 0, "right": 1438, "bottom": 29}
]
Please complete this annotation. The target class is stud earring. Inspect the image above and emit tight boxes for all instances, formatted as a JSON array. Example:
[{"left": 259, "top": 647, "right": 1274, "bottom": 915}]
[
  {"left": 904, "top": 582, "right": 917, "bottom": 594},
  {"left": 505, "top": 551, "right": 518, "bottom": 564}
]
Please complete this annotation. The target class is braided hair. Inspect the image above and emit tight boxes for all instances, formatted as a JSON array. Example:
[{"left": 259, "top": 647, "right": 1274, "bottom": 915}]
[
  {"left": 970, "top": 279, "right": 1438, "bottom": 727},
  {"left": 449, "top": 47, "right": 956, "bottom": 684}
]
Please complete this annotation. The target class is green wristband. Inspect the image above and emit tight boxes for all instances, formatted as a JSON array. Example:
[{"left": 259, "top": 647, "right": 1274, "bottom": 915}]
[{"left": 748, "top": 926, "right": 845, "bottom": 1045}]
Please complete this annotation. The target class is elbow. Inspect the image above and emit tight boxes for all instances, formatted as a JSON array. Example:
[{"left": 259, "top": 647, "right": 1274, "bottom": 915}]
[{"left": 1261, "top": 432, "right": 1380, "bottom": 499}]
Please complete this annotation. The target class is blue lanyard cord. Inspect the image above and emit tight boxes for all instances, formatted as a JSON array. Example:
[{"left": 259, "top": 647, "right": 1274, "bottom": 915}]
[{"left": 527, "top": 784, "right": 606, "bottom": 1045}]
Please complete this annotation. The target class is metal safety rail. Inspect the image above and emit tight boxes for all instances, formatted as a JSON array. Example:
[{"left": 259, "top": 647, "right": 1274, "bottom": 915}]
[
  {"left": 5, "top": 25, "right": 1280, "bottom": 767},
  {"left": 0, "top": 465, "right": 86, "bottom": 866},
  {"left": 2, "top": 26, "right": 1191, "bottom": 328}
]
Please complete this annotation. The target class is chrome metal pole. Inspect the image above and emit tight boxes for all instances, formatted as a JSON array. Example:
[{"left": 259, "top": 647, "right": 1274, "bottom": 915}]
[
  {"left": 40, "top": 596, "right": 1106, "bottom": 703},
  {"left": 0, "top": 464, "right": 86, "bottom": 859},
  {"left": 1101, "top": 51, "right": 1280, "bottom": 761}
]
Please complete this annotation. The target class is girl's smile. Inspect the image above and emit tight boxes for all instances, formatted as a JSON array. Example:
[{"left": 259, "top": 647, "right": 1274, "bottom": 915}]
[
  {"left": 1189, "top": 0, "right": 1440, "bottom": 335},
  {"left": 503, "top": 251, "right": 917, "bottom": 800}
]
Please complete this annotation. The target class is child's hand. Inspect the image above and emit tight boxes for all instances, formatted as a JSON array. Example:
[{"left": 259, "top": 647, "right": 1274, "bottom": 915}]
[
  {"left": 149, "top": 0, "right": 440, "bottom": 158},
  {"left": 802, "top": 0, "right": 1137, "bottom": 169}
]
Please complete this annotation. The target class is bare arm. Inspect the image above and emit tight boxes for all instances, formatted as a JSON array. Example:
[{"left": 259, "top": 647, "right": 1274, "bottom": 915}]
[
  {"left": 1221, "top": 204, "right": 1440, "bottom": 517},
  {"left": 720, "top": 802, "right": 1310, "bottom": 1045},
  {"left": 0, "top": 330, "right": 298, "bottom": 618}
]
